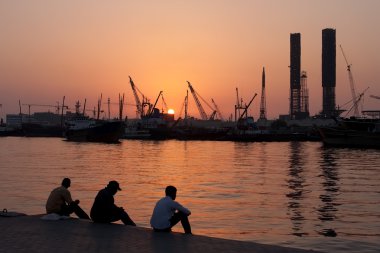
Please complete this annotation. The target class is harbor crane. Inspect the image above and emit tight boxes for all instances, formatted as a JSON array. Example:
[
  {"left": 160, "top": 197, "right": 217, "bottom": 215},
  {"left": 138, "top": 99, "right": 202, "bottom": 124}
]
[
  {"left": 187, "top": 81, "right": 219, "bottom": 120},
  {"left": 342, "top": 87, "right": 369, "bottom": 118},
  {"left": 148, "top": 91, "right": 163, "bottom": 117},
  {"left": 340, "top": 45, "right": 360, "bottom": 117},
  {"left": 178, "top": 90, "right": 189, "bottom": 120},
  {"left": 238, "top": 93, "right": 258, "bottom": 121},
  {"left": 187, "top": 81, "right": 208, "bottom": 120},
  {"left": 129, "top": 76, "right": 151, "bottom": 118},
  {"left": 211, "top": 98, "right": 224, "bottom": 121},
  {"left": 161, "top": 93, "right": 169, "bottom": 113}
]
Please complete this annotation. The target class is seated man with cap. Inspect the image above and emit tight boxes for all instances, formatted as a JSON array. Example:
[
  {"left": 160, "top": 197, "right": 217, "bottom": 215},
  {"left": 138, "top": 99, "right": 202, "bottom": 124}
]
[
  {"left": 90, "top": 180, "right": 136, "bottom": 226},
  {"left": 46, "top": 177, "right": 90, "bottom": 219}
]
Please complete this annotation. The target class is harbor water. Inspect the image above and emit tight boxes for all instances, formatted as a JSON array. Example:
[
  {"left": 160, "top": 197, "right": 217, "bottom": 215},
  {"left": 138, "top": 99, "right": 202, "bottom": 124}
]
[{"left": 0, "top": 137, "right": 379, "bottom": 253}]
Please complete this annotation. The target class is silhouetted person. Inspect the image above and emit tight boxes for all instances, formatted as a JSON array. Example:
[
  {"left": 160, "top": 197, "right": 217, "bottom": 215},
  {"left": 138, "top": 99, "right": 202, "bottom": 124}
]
[
  {"left": 90, "top": 180, "right": 136, "bottom": 226},
  {"left": 150, "top": 185, "right": 192, "bottom": 234},
  {"left": 46, "top": 178, "right": 90, "bottom": 219}
]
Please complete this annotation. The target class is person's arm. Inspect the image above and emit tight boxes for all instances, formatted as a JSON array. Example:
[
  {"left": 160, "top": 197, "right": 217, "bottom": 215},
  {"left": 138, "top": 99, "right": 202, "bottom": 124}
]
[
  {"left": 62, "top": 189, "right": 74, "bottom": 204},
  {"left": 171, "top": 200, "right": 191, "bottom": 215}
]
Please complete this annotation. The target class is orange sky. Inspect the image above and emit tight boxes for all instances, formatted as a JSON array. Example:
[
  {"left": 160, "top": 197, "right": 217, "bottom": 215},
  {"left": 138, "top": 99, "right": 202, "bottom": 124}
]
[{"left": 1, "top": 1, "right": 380, "bottom": 120}]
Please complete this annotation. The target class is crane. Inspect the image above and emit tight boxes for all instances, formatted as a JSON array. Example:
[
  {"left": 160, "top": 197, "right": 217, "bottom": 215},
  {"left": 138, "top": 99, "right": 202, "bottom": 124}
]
[
  {"left": 342, "top": 87, "right": 369, "bottom": 118},
  {"left": 370, "top": 95, "right": 380, "bottom": 100},
  {"left": 148, "top": 91, "right": 163, "bottom": 117},
  {"left": 235, "top": 87, "right": 247, "bottom": 121},
  {"left": 187, "top": 81, "right": 217, "bottom": 120},
  {"left": 187, "top": 81, "right": 208, "bottom": 120},
  {"left": 340, "top": 45, "right": 359, "bottom": 117},
  {"left": 178, "top": 90, "right": 189, "bottom": 120},
  {"left": 129, "top": 76, "right": 151, "bottom": 118},
  {"left": 161, "top": 93, "right": 169, "bottom": 113},
  {"left": 129, "top": 76, "right": 142, "bottom": 118},
  {"left": 211, "top": 98, "right": 224, "bottom": 121},
  {"left": 238, "top": 93, "right": 258, "bottom": 121}
]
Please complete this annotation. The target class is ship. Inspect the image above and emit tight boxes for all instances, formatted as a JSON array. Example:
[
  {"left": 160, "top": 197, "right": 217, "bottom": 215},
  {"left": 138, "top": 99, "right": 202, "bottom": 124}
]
[
  {"left": 65, "top": 116, "right": 125, "bottom": 143},
  {"left": 318, "top": 117, "right": 380, "bottom": 148},
  {"left": 64, "top": 101, "right": 125, "bottom": 143}
]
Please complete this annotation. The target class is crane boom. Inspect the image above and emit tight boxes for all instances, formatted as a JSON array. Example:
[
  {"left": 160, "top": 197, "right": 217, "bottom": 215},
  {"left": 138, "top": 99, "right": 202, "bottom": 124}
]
[
  {"left": 187, "top": 81, "right": 208, "bottom": 120},
  {"left": 129, "top": 76, "right": 142, "bottom": 118},
  {"left": 340, "top": 45, "right": 359, "bottom": 117},
  {"left": 148, "top": 91, "right": 163, "bottom": 116},
  {"left": 239, "top": 93, "right": 257, "bottom": 120},
  {"left": 161, "top": 93, "right": 168, "bottom": 112},
  {"left": 211, "top": 98, "right": 224, "bottom": 121}
]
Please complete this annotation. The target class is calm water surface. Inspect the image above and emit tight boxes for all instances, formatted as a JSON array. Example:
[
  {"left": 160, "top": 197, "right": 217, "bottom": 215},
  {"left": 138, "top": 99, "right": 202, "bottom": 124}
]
[{"left": 0, "top": 137, "right": 379, "bottom": 253}]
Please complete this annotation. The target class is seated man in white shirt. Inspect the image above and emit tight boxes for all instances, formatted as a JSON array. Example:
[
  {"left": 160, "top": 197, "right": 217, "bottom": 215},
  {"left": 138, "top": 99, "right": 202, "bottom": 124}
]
[{"left": 150, "top": 185, "right": 192, "bottom": 234}]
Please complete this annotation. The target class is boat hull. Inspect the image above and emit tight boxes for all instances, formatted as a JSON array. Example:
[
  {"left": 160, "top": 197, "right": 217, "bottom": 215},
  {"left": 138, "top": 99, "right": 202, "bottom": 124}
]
[
  {"left": 318, "top": 127, "right": 380, "bottom": 149},
  {"left": 65, "top": 121, "right": 124, "bottom": 143}
]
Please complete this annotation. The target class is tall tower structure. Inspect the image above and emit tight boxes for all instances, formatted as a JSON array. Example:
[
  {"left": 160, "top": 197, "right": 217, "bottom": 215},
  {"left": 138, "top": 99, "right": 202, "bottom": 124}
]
[
  {"left": 322, "top": 28, "right": 336, "bottom": 117},
  {"left": 259, "top": 67, "right": 267, "bottom": 120},
  {"left": 290, "top": 33, "right": 301, "bottom": 119},
  {"left": 300, "top": 71, "right": 309, "bottom": 117}
]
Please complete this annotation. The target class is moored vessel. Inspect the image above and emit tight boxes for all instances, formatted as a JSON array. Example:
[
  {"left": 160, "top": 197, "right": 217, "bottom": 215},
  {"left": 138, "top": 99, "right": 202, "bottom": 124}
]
[
  {"left": 64, "top": 101, "right": 125, "bottom": 143},
  {"left": 65, "top": 119, "right": 125, "bottom": 143},
  {"left": 318, "top": 117, "right": 380, "bottom": 148}
]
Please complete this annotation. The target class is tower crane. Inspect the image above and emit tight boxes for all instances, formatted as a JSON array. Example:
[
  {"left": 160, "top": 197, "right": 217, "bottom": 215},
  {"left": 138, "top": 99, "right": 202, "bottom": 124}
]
[{"left": 340, "top": 45, "right": 359, "bottom": 117}]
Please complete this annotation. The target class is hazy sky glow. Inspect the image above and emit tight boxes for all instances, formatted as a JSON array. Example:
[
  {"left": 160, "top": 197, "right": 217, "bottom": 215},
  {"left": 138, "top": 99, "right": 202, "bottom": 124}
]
[{"left": 1, "top": 0, "right": 380, "bottom": 120}]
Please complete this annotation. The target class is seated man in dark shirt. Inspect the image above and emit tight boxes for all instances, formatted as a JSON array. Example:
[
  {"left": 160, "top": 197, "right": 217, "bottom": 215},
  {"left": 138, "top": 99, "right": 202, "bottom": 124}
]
[{"left": 90, "top": 180, "right": 136, "bottom": 226}]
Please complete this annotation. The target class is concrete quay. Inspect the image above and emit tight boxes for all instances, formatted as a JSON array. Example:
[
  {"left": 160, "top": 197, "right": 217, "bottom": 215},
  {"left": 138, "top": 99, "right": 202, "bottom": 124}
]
[{"left": 0, "top": 215, "right": 324, "bottom": 253}]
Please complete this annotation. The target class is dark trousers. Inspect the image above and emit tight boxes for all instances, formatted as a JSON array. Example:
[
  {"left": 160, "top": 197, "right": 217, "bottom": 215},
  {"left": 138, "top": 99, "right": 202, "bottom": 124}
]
[
  {"left": 154, "top": 211, "right": 191, "bottom": 234},
  {"left": 59, "top": 203, "right": 90, "bottom": 220},
  {"left": 92, "top": 208, "right": 136, "bottom": 226}
]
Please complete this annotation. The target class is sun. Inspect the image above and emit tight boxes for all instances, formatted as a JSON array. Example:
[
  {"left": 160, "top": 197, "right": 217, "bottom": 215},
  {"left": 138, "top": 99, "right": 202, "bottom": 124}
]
[{"left": 168, "top": 109, "right": 175, "bottom": 115}]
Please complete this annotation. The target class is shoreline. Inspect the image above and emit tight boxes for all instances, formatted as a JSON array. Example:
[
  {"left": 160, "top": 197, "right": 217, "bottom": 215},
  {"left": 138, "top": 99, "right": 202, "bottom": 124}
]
[{"left": 0, "top": 214, "right": 324, "bottom": 253}]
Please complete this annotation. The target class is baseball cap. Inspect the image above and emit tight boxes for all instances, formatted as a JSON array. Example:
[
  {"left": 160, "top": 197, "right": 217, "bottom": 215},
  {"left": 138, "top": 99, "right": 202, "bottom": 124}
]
[{"left": 108, "top": 180, "right": 121, "bottom": 191}]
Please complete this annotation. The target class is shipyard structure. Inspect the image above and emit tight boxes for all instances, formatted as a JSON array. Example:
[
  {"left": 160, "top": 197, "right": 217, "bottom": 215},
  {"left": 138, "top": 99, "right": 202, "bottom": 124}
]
[
  {"left": 286, "top": 28, "right": 337, "bottom": 121},
  {"left": 321, "top": 28, "right": 337, "bottom": 117},
  {"left": 289, "top": 33, "right": 309, "bottom": 120}
]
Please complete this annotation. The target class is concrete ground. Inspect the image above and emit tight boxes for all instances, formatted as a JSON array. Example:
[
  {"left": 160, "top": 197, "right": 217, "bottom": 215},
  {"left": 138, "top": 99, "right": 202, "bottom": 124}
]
[{"left": 0, "top": 215, "right": 324, "bottom": 253}]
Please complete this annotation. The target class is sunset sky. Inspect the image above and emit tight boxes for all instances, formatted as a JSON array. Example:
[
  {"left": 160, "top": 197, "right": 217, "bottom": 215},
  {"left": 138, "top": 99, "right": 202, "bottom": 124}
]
[{"left": 1, "top": 0, "right": 379, "bottom": 120}]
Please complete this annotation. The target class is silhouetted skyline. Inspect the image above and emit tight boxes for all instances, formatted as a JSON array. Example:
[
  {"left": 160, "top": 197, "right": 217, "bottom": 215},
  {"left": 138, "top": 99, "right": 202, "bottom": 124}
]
[{"left": 1, "top": 1, "right": 379, "bottom": 120}]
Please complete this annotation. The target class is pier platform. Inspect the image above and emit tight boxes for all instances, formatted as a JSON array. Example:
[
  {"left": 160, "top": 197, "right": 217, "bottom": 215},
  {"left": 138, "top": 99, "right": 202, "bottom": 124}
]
[{"left": 0, "top": 215, "right": 323, "bottom": 253}]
